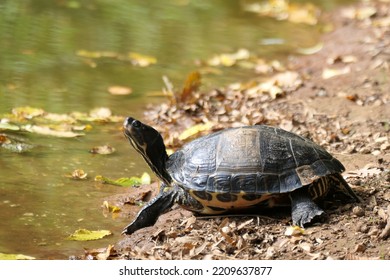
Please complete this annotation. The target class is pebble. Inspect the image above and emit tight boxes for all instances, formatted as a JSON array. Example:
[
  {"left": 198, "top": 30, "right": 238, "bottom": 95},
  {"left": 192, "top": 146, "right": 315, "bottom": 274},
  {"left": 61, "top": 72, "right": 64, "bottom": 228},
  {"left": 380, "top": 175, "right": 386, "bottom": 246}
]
[{"left": 352, "top": 206, "right": 365, "bottom": 217}]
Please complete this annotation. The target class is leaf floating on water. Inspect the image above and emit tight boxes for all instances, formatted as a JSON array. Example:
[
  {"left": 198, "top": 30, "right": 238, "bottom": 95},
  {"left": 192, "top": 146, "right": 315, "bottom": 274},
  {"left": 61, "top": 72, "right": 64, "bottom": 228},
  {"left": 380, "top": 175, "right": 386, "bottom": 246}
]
[
  {"left": 95, "top": 172, "right": 151, "bottom": 187},
  {"left": 76, "top": 50, "right": 118, "bottom": 59},
  {"left": 12, "top": 106, "right": 45, "bottom": 120},
  {"left": 178, "top": 122, "right": 214, "bottom": 141},
  {"left": 102, "top": 201, "right": 121, "bottom": 213},
  {"left": 67, "top": 229, "right": 112, "bottom": 241},
  {"left": 108, "top": 86, "right": 132, "bottom": 95},
  {"left": 0, "top": 252, "right": 35, "bottom": 260},
  {"left": 89, "top": 145, "right": 116, "bottom": 155},
  {"left": 128, "top": 52, "right": 157, "bottom": 67},
  {"left": 243, "top": 0, "right": 320, "bottom": 25},
  {"left": 0, "top": 122, "right": 20, "bottom": 131},
  {"left": 23, "top": 125, "right": 84, "bottom": 138},
  {"left": 207, "top": 49, "right": 250, "bottom": 67},
  {"left": 43, "top": 113, "right": 76, "bottom": 123},
  {"left": 67, "top": 169, "right": 88, "bottom": 180}
]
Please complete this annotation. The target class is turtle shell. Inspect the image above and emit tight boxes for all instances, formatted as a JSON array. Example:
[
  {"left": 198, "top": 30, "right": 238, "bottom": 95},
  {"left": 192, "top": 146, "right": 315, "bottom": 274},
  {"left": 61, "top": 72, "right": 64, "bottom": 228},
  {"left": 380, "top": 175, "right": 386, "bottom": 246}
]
[{"left": 166, "top": 125, "right": 344, "bottom": 212}]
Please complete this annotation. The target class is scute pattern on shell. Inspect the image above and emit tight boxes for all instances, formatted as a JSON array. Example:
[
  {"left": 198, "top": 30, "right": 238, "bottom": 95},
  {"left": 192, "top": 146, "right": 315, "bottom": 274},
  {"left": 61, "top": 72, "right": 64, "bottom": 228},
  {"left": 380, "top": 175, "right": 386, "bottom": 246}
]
[{"left": 167, "top": 125, "right": 345, "bottom": 195}]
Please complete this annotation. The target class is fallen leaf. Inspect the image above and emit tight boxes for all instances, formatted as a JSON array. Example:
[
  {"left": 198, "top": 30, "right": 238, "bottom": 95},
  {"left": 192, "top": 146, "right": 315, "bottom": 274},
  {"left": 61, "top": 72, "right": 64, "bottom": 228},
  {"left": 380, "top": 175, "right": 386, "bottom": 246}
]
[
  {"left": 322, "top": 66, "right": 351, "bottom": 79},
  {"left": 128, "top": 52, "right": 157, "bottom": 67},
  {"left": 89, "top": 107, "right": 112, "bottom": 119},
  {"left": 296, "top": 42, "right": 324, "bottom": 55},
  {"left": 67, "top": 229, "right": 112, "bottom": 241},
  {"left": 95, "top": 172, "right": 151, "bottom": 187},
  {"left": 102, "top": 201, "right": 121, "bottom": 213},
  {"left": 207, "top": 49, "right": 250, "bottom": 67},
  {"left": 179, "top": 71, "right": 201, "bottom": 103},
  {"left": 89, "top": 145, "right": 116, "bottom": 155},
  {"left": 68, "top": 169, "right": 88, "bottom": 180},
  {"left": 178, "top": 122, "right": 214, "bottom": 141},
  {"left": 23, "top": 125, "right": 84, "bottom": 138},
  {"left": 373, "top": 16, "right": 390, "bottom": 27},
  {"left": 285, "top": 226, "right": 305, "bottom": 236},
  {"left": 12, "top": 106, "right": 45, "bottom": 119},
  {"left": 108, "top": 86, "right": 132, "bottom": 95},
  {"left": 243, "top": 0, "right": 319, "bottom": 25},
  {"left": 76, "top": 50, "right": 118, "bottom": 59},
  {"left": 344, "top": 164, "right": 383, "bottom": 178},
  {"left": 0, "top": 253, "right": 35, "bottom": 260},
  {"left": 0, "top": 122, "right": 20, "bottom": 131},
  {"left": 96, "top": 244, "right": 115, "bottom": 260}
]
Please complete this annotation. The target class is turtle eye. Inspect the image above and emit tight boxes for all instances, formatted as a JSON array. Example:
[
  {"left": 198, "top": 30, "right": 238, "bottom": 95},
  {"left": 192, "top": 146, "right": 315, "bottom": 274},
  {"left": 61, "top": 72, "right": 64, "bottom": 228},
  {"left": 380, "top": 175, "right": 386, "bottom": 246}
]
[{"left": 132, "top": 120, "right": 141, "bottom": 128}]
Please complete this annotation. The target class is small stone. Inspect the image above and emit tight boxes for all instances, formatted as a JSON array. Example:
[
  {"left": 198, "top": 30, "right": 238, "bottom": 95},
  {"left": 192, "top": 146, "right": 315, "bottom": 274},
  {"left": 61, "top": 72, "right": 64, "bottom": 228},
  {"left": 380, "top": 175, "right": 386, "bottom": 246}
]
[{"left": 352, "top": 206, "right": 365, "bottom": 217}]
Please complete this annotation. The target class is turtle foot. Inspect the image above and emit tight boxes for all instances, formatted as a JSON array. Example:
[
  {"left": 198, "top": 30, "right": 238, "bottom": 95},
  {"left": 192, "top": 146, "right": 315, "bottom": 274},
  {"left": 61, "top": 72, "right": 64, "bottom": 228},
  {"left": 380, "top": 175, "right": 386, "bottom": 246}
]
[
  {"left": 290, "top": 187, "right": 327, "bottom": 228},
  {"left": 292, "top": 203, "right": 327, "bottom": 228},
  {"left": 122, "top": 187, "right": 177, "bottom": 235}
]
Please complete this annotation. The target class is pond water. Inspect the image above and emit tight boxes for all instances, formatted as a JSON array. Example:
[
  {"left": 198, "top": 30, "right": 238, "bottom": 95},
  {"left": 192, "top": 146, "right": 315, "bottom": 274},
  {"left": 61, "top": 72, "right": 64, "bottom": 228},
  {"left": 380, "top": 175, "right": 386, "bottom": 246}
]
[{"left": 0, "top": 0, "right": 355, "bottom": 259}]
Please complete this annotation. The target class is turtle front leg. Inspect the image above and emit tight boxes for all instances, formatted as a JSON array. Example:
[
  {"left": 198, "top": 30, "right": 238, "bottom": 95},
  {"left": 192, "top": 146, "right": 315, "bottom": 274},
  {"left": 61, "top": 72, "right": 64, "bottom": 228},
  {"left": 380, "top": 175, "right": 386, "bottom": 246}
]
[
  {"left": 122, "top": 187, "right": 177, "bottom": 235},
  {"left": 289, "top": 187, "right": 327, "bottom": 228}
]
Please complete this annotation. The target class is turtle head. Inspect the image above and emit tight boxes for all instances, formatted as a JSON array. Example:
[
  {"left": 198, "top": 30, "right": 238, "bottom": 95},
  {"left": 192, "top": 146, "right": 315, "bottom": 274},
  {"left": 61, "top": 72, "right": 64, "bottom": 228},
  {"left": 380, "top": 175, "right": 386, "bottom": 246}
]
[{"left": 123, "top": 117, "right": 172, "bottom": 185}]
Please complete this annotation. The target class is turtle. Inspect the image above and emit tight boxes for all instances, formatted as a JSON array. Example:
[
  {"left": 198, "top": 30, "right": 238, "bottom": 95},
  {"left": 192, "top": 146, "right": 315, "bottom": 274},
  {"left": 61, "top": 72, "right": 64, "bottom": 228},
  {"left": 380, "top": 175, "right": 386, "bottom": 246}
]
[{"left": 122, "top": 117, "right": 359, "bottom": 235}]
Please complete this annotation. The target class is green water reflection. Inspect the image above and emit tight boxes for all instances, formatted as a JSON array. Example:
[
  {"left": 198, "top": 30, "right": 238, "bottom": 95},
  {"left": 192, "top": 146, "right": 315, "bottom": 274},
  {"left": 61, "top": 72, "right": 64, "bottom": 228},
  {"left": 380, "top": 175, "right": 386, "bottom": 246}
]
[{"left": 0, "top": 0, "right": 355, "bottom": 259}]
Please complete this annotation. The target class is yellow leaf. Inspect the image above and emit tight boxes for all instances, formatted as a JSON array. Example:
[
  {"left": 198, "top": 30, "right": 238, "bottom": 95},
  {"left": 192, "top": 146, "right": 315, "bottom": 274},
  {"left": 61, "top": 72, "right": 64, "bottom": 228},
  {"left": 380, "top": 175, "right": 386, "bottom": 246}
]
[
  {"left": 284, "top": 226, "right": 305, "bottom": 236},
  {"left": 67, "top": 229, "right": 112, "bottom": 241},
  {"left": 207, "top": 49, "right": 250, "bottom": 67},
  {"left": 102, "top": 201, "right": 121, "bottom": 213},
  {"left": 178, "top": 122, "right": 214, "bottom": 141},
  {"left": 24, "top": 125, "right": 84, "bottom": 138},
  {"left": 108, "top": 86, "right": 132, "bottom": 95},
  {"left": 12, "top": 107, "right": 45, "bottom": 119},
  {"left": 296, "top": 42, "right": 324, "bottom": 55},
  {"left": 128, "top": 52, "right": 157, "bottom": 67},
  {"left": 0, "top": 253, "right": 35, "bottom": 260},
  {"left": 243, "top": 0, "right": 319, "bottom": 25}
]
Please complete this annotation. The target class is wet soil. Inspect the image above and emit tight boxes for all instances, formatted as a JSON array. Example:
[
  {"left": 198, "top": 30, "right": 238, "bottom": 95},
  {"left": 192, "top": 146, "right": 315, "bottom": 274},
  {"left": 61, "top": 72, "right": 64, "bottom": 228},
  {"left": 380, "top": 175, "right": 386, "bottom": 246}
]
[{"left": 83, "top": 0, "right": 389, "bottom": 260}]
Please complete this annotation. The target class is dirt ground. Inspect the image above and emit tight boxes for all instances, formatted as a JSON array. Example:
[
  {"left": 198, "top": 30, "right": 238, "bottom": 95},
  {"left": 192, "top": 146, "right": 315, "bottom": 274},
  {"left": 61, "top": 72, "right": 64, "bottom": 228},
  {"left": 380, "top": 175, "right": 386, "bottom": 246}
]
[{"left": 84, "top": 0, "right": 389, "bottom": 260}]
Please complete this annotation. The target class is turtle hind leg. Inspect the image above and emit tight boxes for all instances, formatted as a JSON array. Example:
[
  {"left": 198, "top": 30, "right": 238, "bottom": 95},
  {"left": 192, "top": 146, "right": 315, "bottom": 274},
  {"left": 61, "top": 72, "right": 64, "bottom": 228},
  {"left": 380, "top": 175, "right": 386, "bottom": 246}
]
[
  {"left": 122, "top": 187, "right": 177, "bottom": 235},
  {"left": 329, "top": 173, "right": 361, "bottom": 202},
  {"left": 289, "top": 187, "right": 327, "bottom": 228}
]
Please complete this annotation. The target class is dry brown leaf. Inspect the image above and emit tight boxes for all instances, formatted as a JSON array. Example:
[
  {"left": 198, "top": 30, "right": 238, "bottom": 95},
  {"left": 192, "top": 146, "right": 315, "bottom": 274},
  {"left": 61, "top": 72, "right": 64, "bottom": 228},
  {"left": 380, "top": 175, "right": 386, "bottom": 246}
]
[
  {"left": 322, "top": 66, "right": 351, "bottom": 79},
  {"left": 179, "top": 71, "right": 201, "bottom": 103},
  {"left": 89, "top": 145, "right": 116, "bottom": 155}
]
